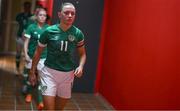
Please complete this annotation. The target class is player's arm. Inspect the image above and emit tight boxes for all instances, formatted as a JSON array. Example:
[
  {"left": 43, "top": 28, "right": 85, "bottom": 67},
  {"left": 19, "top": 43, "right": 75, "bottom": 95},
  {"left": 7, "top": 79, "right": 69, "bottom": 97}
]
[
  {"left": 31, "top": 45, "right": 44, "bottom": 72},
  {"left": 29, "top": 45, "right": 44, "bottom": 86},
  {"left": 24, "top": 37, "right": 30, "bottom": 62},
  {"left": 16, "top": 13, "right": 21, "bottom": 22},
  {"left": 74, "top": 45, "right": 86, "bottom": 78},
  {"left": 29, "top": 29, "right": 48, "bottom": 86},
  {"left": 23, "top": 25, "right": 32, "bottom": 62}
]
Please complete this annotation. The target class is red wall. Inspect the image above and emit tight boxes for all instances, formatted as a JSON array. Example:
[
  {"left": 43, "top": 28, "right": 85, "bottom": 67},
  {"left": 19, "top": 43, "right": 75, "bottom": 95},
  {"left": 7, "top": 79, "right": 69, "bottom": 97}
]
[
  {"left": 36, "top": 0, "right": 54, "bottom": 23},
  {"left": 96, "top": 0, "right": 180, "bottom": 109}
]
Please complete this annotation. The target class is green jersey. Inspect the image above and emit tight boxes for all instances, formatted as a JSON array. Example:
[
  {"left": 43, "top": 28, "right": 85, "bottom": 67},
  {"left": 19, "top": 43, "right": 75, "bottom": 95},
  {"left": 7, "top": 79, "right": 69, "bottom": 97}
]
[
  {"left": 24, "top": 23, "right": 49, "bottom": 59},
  {"left": 16, "top": 12, "right": 32, "bottom": 37},
  {"left": 39, "top": 24, "right": 85, "bottom": 72}
]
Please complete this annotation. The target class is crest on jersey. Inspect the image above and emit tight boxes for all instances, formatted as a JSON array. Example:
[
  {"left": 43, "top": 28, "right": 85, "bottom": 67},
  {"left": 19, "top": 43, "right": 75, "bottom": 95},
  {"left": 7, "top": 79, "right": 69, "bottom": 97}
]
[{"left": 68, "top": 35, "right": 75, "bottom": 42}]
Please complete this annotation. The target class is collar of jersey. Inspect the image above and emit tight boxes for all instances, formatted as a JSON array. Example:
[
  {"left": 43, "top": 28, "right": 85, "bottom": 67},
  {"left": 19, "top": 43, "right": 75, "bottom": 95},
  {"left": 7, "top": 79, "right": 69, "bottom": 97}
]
[
  {"left": 56, "top": 24, "right": 73, "bottom": 33},
  {"left": 34, "top": 22, "right": 48, "bottom": 29}
]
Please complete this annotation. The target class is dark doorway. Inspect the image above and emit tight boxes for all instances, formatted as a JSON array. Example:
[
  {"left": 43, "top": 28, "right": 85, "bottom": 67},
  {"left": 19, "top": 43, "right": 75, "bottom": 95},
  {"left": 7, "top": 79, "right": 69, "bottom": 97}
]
[{"left": 52, "top": 0, "right": 104, "bottom": 93}]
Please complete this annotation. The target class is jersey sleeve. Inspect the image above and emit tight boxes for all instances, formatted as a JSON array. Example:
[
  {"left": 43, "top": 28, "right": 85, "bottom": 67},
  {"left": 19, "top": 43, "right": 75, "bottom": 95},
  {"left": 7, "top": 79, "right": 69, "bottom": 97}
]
[
  {"left": 24, "top": 25, "right": 32, "bottom": 38},
  {"left": 76, "top": 30, "right": 85, "bottom": 47},
  {"left": 16, "top": 13, "right": 21, "bottom": 23},
  {"left": 38, "top": 30, "right": 49, "bottom": 47}
]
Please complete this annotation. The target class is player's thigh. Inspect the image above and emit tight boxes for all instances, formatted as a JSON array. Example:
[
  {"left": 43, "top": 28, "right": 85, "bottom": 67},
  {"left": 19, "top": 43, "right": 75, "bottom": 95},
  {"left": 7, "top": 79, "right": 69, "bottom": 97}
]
[
  {"left": 43, "top": 95, "right": 55, "bottom": 110},
  {"left": 55, "top": 96, "right": 69, "bottom": 110}
]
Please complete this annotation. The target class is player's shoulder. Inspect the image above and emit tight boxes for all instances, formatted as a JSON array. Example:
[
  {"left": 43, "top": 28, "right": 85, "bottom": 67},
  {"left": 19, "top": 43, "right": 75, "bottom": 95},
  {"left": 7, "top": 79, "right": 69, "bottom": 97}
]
[
  {"left": 42, "top": 23, "right": 50, "bottom": 29},
  {"left": 45, "top": 24, "right": 60, "bottom": 33},
  {"left": 27, "top": 23, "right": 37, "bottom": 28},
  {"left": 46, "top": 24, "right": 57, "bottom": 30},
  {"left": 71, "top": 25, "right": 83, "bottom": 34}
]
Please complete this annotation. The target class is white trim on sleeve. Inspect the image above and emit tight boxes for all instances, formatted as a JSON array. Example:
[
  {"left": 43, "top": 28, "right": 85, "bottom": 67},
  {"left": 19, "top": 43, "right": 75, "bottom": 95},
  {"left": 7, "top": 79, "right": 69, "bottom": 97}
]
[
  {"left": 38, "top": 41, "right": 47, "bottom": 47},
  {"left": 24, "top": 34, "right": 31, "bottom": 38}
]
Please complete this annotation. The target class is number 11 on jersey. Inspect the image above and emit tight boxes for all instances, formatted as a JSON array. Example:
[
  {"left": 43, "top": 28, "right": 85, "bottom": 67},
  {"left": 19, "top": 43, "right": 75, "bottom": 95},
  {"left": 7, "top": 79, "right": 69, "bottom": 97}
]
[{"left": 60, "top": 41, "right": 68, "bottom": 52}]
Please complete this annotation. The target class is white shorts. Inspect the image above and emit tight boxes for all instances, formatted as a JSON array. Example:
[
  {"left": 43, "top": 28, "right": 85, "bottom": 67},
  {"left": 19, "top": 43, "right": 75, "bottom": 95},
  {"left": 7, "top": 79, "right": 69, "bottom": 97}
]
[
  {"left": 39, "top": 66, "right": 74, "bottom": 98},
  {"left": 16, "top": 37, "right": 24, "bottom": 46},
  {"left": 25, "top": 58, "right": 45, "bottom": 71}
]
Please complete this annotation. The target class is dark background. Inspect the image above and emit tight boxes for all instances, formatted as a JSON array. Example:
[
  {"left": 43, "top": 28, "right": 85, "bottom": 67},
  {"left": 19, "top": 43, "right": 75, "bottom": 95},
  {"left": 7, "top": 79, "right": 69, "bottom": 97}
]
[{"left": 52, "top": 0, "right": 104, "bottom": 93}]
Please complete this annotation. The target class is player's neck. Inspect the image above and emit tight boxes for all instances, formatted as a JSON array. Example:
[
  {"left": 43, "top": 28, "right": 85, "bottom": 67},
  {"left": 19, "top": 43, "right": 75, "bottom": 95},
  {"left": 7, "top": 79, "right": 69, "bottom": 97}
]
[
  {"left": 38, "top": 22, "right": 44, "bottom": 28},
  {"left": 59, "top": 23, "right": 72, "bottom": 32}
]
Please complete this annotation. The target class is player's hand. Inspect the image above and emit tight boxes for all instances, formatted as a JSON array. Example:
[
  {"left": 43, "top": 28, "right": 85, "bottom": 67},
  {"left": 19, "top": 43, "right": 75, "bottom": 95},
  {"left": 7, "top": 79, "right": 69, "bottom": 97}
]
[
  {"left": 74, "top": 65, "right": 83, "bottom": 78},
  {"left": 25, "top": 55, "right": 31, "bottom": 63},
  {"left": 29, "top": 70, "right": 37, "bottom": 86}
]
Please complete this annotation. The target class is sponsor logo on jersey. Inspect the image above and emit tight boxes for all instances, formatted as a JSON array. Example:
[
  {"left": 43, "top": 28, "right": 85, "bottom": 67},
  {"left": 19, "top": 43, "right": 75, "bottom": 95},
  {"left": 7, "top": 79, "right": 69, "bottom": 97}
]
[
  {"left": 50, "top": 35, "right": 59, "bottom": 40},
  {"left": 68, "top": 35, "right": 75, "bottom": 42},
  {"left": 54, "top": 36, "right": 59, "bottom": 40},
  {"left": 34, "top": 32, "right": 38, "bottom": 34}
]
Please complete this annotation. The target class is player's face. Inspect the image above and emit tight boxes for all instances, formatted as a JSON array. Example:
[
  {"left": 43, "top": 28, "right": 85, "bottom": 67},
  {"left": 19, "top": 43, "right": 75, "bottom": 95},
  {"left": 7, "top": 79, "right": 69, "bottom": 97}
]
[
  {"left": 37, "top": 10, "right": 47, "bottom": 24},
  {"left": 59, "top": 5, "right": 76, "bottom": 26}
]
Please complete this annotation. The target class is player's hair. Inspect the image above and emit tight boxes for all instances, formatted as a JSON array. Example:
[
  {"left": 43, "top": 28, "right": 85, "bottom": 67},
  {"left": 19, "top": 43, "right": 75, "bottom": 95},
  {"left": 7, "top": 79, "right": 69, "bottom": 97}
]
[
  {"left": 60, "top": 2, "right": 75, "bottom": 11},
  {"left": 23, "top": 1, "right": 31, "bottom": 7},
  {"left": 35, "top": 8, "right": 47, "bottom": 16}
]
